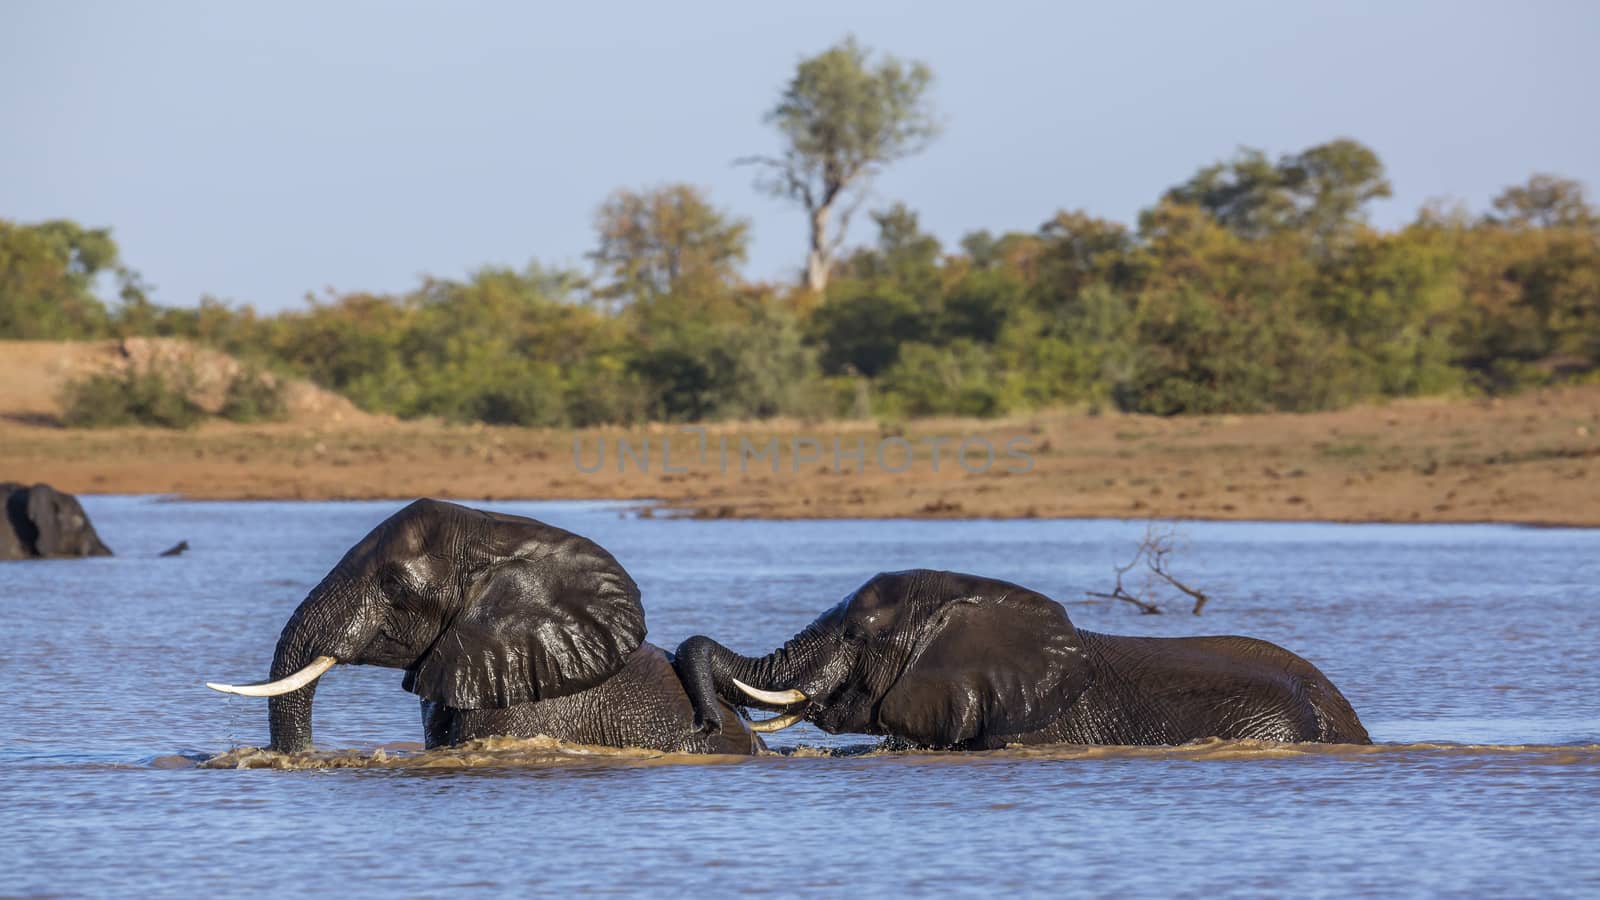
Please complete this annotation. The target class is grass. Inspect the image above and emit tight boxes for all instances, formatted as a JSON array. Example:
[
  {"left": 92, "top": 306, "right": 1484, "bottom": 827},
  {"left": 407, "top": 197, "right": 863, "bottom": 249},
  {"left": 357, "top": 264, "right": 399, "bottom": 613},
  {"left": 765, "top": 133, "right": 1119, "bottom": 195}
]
[{"left": 1318, "top": 441, "right": 1373, "bottom": 458}]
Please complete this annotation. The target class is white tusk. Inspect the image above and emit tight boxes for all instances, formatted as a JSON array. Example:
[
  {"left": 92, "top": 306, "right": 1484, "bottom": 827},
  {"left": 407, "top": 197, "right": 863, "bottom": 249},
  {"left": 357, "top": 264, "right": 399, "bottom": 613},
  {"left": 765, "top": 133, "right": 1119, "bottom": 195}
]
[
  {"left": 748, "top": 709, "right": 808, "bottom": 733},
  {"left": 732, "top": 678, "right": 808, "bottom": 706},
  {"left": 206, "top": 656, "right": 337, "bottom": 697}
]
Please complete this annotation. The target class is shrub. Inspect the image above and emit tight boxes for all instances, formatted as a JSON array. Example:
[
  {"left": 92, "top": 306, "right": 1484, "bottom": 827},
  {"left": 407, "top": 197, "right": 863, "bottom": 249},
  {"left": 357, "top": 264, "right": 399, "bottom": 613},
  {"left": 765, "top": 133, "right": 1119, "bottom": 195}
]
[
  {"left": 877, "top": 340, "right": 1010, "bottom": 418},
  {"left": 218, "top": 368, "right": 289, "bottom": 423},
  {"left": 59, "top": 367, "right": 205, "bottom": 429},
  {"left": 465, "top": 370, "right": 566, "bottom": 427}
]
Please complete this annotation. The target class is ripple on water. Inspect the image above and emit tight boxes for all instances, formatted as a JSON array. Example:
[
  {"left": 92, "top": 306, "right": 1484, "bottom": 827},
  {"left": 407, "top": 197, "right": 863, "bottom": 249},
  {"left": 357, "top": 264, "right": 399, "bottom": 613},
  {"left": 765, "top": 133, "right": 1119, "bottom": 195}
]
[
  {"left": 6, "top": 499, "right": 1600, "bottom": 897},
  {"left": 176, "top": 736, "right": 1600, "bottom": 772}
]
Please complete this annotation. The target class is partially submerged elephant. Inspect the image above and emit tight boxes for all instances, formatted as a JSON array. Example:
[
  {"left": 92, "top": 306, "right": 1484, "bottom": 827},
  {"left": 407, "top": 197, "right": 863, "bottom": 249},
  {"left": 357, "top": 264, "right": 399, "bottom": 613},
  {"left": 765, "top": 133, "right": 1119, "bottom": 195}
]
[
  {"left": 207, "top": 499, "right": 759, "bottom": 755},
  {"left": 1, "top": 482, "right": 113, "bottom": 560},
  {"left": 675, "top": 569, "right": 1370, "bottom": 748}
]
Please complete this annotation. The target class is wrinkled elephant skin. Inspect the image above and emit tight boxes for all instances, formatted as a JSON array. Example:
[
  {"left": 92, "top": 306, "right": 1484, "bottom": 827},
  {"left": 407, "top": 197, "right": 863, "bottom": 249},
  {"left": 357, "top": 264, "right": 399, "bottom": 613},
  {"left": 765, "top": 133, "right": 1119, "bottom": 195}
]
[
  {"left": 676, "top": 569, "right": 1370, "bottom": 748},
  {"left": 209, "top": 498, "right": 759, "bottom": 755}
]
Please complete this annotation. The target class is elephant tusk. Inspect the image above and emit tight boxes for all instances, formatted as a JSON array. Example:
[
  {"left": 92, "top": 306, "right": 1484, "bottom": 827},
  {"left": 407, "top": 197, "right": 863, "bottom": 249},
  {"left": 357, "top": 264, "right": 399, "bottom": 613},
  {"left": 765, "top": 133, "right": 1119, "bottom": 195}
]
[
  {"left": 731, "top": 678, "right": 808, "bottom": 707},
  {"left": 747, "top": 709, "right": 808, "bottom": 733},
  {"left": 206, "top": 656, "right": 337, "bottom": 697}
]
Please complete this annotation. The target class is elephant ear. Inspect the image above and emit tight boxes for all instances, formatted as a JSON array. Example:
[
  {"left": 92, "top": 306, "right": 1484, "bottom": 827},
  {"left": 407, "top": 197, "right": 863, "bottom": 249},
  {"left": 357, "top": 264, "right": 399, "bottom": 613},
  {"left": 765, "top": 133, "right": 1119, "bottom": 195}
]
[
  {"left": 402, "top": 505, "right": 645, "bottom": 709},
  {"left": 877, "top": 585, "right": 1091, "bottom": 746},
  {"left": 25, "top": 484, "right": 64, "bottom": 557}
]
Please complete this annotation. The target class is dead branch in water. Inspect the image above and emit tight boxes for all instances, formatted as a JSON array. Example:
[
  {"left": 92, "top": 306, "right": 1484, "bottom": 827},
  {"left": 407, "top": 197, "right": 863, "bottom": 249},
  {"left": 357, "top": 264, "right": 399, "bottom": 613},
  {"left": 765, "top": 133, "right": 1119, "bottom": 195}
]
[
  {"left": 1144, "top": 526, "right": 1211, "bottom": 615},
  {"left": 1088, "top": 522, "right": 1214, "bottom": 615},
  {"left": 1085, "top": 547, "right": 1163, "bottom": 614}
]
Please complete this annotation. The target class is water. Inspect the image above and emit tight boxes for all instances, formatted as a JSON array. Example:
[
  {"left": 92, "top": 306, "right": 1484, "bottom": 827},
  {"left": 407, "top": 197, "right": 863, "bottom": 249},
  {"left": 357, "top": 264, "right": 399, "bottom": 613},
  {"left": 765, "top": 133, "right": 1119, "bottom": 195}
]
[{"left": 2, "top": 497, "right": 1598, "bottom": 896}]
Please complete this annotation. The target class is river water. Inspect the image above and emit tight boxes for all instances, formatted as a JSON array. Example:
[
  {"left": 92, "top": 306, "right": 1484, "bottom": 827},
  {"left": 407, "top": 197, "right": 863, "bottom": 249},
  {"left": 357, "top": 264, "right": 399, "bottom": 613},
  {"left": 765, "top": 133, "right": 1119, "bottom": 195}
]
[{"left": 2, "top": 497, "right": 1597, "bottom": 896}]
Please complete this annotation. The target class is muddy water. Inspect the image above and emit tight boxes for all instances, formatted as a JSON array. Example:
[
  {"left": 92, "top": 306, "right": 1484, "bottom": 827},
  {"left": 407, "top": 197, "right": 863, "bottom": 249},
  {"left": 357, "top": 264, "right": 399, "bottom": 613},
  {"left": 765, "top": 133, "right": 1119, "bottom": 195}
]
[{"left": 2, "top": 498, "right": 1598, "bottom": 896}]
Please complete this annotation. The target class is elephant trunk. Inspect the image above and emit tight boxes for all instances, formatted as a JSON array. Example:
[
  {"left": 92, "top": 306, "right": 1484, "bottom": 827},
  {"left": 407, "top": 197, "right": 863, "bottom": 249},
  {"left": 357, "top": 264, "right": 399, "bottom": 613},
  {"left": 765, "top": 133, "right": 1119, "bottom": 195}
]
[
  {"left": 674, "top": 627, "right": 833, "bottom": 734},
  {"left": 266, "top": 636, "right": 322, "bottom": 754},
  {"left": 260, "top": 578, "right": 378, "bottom": 753}
]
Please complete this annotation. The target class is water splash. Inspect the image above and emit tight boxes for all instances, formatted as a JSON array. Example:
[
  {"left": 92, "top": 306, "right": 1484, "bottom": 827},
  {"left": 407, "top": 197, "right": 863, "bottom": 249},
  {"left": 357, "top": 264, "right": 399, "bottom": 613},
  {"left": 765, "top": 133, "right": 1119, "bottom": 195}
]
[{"left": 186, "top": 736, "right": 1600, "bottom": 771}]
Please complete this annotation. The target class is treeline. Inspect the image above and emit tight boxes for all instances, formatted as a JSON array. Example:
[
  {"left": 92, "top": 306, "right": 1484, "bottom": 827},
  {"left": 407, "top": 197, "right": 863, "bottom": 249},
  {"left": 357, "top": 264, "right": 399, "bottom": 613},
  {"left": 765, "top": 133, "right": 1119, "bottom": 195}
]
[{"left": 3, "top": 141, "right": 1597, "bottom": 425}]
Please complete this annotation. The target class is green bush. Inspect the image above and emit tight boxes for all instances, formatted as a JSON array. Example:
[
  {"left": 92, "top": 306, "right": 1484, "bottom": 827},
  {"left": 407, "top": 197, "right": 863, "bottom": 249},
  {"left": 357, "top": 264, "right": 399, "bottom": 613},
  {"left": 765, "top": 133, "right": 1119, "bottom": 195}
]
[
  {"left": 219, "top": 368, "right": 289, "bottom": 423},
  {"left": 808, "top": 284, "right": 929, "bottom": 377},
  {"left": 59, "top": 367, "right": 205, "bottom": 429},
  {"left": 877, "top": 340, "right": 1009, "bottom": 418},
  {"left": 463, "top": 369, "right": 567, "bottom": 427}
]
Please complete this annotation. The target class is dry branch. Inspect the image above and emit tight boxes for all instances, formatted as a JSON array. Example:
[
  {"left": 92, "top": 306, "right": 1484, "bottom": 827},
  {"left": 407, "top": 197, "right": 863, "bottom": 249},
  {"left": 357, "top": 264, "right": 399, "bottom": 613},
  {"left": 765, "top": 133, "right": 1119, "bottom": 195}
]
[
  {"left": 1085, "top": 546, "right": 1163, "bottom": 614},
  {"left": 1088, "top": 521, "right": 1215, "bottom": 615},
  {"left": 1142, "top": 525, "right": 1211, "bottom": 615}
]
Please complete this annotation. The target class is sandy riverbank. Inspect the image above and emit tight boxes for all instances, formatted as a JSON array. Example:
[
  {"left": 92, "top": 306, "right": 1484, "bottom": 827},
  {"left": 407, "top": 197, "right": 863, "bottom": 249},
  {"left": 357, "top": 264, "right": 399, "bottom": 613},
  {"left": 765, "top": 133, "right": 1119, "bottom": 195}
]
[{"left": 3, "top": 363, "right": 1597, "bottom": 524}]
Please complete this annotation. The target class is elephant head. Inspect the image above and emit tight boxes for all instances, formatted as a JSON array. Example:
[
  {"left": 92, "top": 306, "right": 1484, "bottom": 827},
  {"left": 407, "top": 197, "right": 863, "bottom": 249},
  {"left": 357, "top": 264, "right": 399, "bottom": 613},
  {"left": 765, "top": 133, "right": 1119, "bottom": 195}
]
[
  {"left": 674, "top": 569, "right": 1093, "bottom": 747},
  {"left": 1, "top": 482, "right": 113, "bottom": 559},
  {"left": 206, "top": 499, "right": 645, "bottom": 752}
]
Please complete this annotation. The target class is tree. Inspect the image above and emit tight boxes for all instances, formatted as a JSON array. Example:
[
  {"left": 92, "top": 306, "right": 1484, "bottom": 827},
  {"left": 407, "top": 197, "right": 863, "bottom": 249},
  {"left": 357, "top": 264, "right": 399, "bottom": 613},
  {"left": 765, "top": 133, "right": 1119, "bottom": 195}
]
[
  {"left": 1166, "top": 139, "right": 1391, "bottom": 247},
  {"left": 958, "top": 229, "right": 1046, "bottom": 280},
  {"left": 589, "top": 184, "right": 749, "bottom": 307},
  {"left": 808, "top": 282, "right": 927, "bottom": 376},
  {"left": 743, "top": 36, "right": 940, "bottom": 293},
  {"left": 1284, "top": 140, "right": 1392, "bottom": 241},
  {"left": 1164, "top": 148, "right": 1295, "bottom": 240},
  {"left": 939, "top": 268, "right": 1022, "bottom": 344},
  {"left": 1489, "top": 174, "right": 1597, "bottom": 230},
  {"left": 1034, "top": 210, "right": 1138, "bottom": 304},
  {"left": 0, "top": 219, "right": 121, "bottom": 339},
  {"left": 838, "top": 202, "right": 944, "bottom": 299}
]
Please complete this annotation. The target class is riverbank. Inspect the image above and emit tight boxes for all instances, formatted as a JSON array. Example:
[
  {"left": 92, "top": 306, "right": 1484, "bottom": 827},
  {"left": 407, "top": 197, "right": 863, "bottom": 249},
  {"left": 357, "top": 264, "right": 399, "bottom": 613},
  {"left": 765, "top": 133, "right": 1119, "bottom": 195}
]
[{"left": 3, "top": 380, "right": 1598, "bottom": 525}]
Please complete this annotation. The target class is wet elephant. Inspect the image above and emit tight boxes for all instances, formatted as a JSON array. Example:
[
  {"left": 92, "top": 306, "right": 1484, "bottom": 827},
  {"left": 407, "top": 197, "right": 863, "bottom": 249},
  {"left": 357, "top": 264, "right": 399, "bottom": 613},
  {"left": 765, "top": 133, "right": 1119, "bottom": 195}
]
[
  {"left": 675, "top": 569, "right": 1369, "bottom": 748},
  {"left": 207, "top": 499, "right": 759, "bottom": 754},
  {"left": 1, "top": 482, "right": 112, "bottom": 560}
]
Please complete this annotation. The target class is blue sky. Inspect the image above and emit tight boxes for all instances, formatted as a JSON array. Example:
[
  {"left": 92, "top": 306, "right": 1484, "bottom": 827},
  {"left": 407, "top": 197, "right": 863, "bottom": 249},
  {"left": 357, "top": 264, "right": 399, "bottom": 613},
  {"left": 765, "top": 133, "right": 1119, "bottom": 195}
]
[{"left": 3, "top": 1, "right": 1596, "bottom": 311}]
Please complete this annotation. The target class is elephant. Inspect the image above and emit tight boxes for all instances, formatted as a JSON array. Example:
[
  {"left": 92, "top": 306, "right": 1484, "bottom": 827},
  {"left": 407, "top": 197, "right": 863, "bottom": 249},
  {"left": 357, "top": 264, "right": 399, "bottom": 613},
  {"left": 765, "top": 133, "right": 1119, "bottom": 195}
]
[
  {"left": 418, "top": 642, "right": 758, "bottom": 753},
  {"left": 674, "top": 569, "right": 1370, "bottom": 749},
  {"left": 206, "top": 498, "right": 759, "bottom": 755},
  {"left": 1, "top": 482, "right": 113, "bottom": 560}
]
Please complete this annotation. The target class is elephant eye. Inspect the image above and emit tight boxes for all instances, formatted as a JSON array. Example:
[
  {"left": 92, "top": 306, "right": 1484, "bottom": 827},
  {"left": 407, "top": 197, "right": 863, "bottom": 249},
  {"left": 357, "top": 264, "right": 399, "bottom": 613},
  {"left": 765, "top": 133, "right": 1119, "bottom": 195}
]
[{"left": 380, "top": 565, "right": 420, "bottom": 600}]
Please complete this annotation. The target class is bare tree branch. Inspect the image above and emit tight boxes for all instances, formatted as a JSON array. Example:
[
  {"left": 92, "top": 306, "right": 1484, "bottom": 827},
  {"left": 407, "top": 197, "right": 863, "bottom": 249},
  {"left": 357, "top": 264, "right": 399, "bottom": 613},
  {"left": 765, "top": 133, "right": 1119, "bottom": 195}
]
[
  {"left": 1085, "top": 588, "right": 1165, "bottom": 615},
  {"left": 1085, "top": 545, "right": 1163, "bottom": 614},
  {"left": 1088, "top": 521, "right": 1216, "bottom": 615},
  {"left": 1141, "top": 524, "right": 1212, "bottom": 615},
  {"left": 829, "top": 188, "right": 873, "bottom": 256}
]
